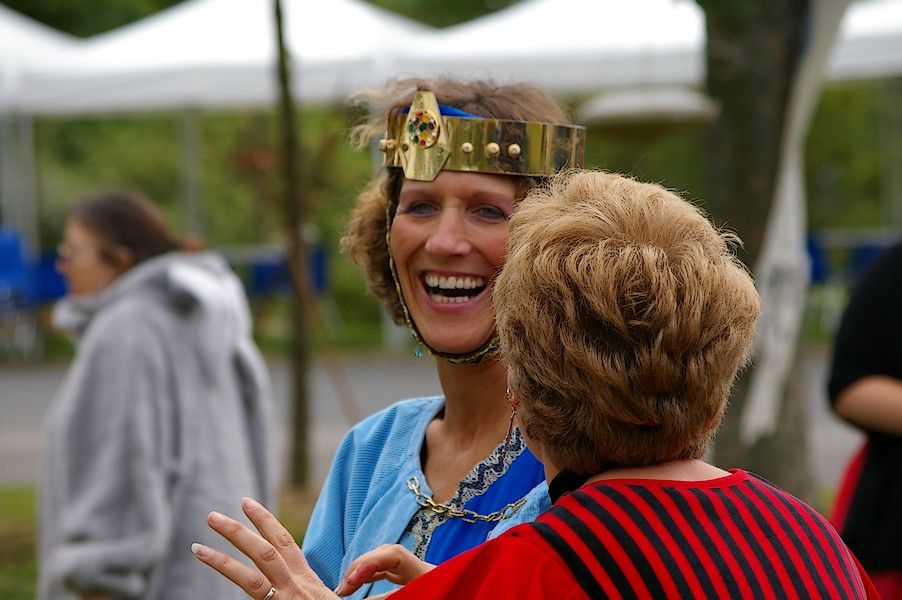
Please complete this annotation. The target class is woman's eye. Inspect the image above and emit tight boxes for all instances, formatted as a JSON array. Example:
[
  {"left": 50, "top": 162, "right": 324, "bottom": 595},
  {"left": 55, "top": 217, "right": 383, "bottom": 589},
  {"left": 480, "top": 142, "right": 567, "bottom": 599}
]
[
  {"left": 399, "top": 201, "right": 435, "bottom": 215},
  {"left": 475, "top": 205, "right": 508, "bottom": 221}
]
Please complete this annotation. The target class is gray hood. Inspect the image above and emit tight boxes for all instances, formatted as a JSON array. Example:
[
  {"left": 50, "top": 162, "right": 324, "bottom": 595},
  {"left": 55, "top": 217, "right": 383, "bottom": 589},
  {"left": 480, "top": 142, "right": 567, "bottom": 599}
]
[{"left": 54, "top": 251, "right": 251, "bottom": 382}]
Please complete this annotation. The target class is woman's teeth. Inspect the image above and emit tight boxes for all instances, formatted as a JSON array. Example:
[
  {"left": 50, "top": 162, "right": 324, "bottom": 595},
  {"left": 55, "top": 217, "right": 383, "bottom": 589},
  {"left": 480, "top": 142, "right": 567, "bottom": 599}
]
[
  {"left": 424, "top": 274, "right": 485, "bottom": 290},
  {"left": 424, "top": 273, "right": 487, "bottom": 303}
]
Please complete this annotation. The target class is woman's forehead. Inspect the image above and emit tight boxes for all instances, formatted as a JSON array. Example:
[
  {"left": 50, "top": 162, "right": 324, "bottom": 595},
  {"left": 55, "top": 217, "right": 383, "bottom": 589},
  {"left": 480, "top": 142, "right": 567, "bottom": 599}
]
[{"left": 400, "top": 171, "right": 518, "bottom": 195}]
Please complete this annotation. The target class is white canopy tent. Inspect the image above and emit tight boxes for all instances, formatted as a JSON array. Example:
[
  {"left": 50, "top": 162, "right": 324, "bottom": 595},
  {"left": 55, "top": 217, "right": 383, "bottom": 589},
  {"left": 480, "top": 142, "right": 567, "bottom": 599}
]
[
  {"left": 829, "top": 0, "right": 902, "bottom": 80},
  {"left": 18, "top": 0, "right": 431, "bottom": 115},
  {"left": 403, "top": 0, "right": 704, "bottom": 94},
  {"left": 12, "top": 0, "right": 902, "bottom": 116},
  {"left": 399, "top": 0, "right": 902, "bottom": 104},
  {"left": 0, "top": 4, "right": 80, "bottom": 110},
  {"left": 0, "top": 5, "right": 80, "bottom": 252}
]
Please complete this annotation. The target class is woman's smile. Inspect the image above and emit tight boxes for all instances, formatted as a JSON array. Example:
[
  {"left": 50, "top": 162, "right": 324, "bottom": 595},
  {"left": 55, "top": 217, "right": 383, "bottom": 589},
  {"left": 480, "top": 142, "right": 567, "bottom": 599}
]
[{"left": 421, "top": 271, "right": 488, "bottom": 305}]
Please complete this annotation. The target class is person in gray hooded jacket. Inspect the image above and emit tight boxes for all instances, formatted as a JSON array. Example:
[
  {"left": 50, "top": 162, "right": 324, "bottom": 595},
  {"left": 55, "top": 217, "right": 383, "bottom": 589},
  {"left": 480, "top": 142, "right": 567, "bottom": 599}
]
[{"left": 39, "top": 191, "right": 276, "bottom": 600}]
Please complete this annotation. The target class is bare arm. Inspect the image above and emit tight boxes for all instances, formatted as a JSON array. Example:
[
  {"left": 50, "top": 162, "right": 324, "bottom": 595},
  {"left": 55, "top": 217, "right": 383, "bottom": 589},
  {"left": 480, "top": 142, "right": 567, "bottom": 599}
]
[{"left": 834, "top": 375, "right": 902, "bottom": 436}]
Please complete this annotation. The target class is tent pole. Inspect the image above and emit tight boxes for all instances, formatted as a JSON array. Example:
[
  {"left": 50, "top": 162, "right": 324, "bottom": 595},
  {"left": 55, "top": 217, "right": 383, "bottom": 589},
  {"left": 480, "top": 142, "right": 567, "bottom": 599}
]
[
  {"left": 17, "top": 113, "right": 37, "bottom": 255},
  {"left": 180, "top": 109, "right": 203, "bottom": 236},
  {"left": 0, "top": 114, "right": 17, "bottom": 230},
  {"left": 881, "top": 80, "right": 902, "bottom": 231}
]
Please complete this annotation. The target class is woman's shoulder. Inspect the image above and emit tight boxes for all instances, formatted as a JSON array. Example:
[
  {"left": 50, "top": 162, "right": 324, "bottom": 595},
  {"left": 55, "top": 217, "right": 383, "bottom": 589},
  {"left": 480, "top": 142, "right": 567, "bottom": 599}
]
[{"left": 347, "top": 396, "right": 444, "bottom": 445}]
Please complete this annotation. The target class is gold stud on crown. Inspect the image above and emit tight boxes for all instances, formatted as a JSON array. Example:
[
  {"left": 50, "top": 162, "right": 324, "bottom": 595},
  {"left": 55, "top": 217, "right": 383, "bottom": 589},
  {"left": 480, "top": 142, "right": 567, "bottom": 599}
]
[
  {"left": 461, "top": 142, "right": 474, "bottom": 154},
  {"left": 485, "top": 142, "right": 501, "bottom": 157},
  {"left": 507, "top": 143, "right": 522, "bottom": 158}
]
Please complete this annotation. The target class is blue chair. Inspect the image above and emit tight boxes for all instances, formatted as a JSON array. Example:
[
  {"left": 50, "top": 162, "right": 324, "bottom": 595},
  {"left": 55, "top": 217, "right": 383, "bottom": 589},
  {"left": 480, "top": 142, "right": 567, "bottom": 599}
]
[
  {"left": 0, "top": 228, "right": 39, "bottom": 357},
  {"left": 246, "top": 246, "right": 329, "bottom": 299},
  {"left": 0, "top": 228, "right": 32, "bottom": 308},
  {"left": 806, "top": 234, "right": 830, "bottom": 285}
]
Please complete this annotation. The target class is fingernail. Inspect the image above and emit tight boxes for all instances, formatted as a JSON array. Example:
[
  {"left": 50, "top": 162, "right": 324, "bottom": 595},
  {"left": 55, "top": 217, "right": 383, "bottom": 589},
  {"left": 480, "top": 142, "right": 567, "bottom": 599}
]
[
  {"left": 333, "top": 583, "right": 345, "bottom": 595},
  {"left": 191, "top": 543, "right": 211, "bottom": 557},
  {"left": 243, "top": 497, "right": 261, "bottom": 510},
  {"left": 208, "top": 511, "right": 224, "bottom": 525}
]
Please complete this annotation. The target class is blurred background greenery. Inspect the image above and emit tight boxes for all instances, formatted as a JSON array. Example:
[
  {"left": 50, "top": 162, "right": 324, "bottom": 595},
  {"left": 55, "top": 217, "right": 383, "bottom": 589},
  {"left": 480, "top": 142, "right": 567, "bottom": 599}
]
[{"left": 3, "top": 0, "right": 897, "bottom": 362}]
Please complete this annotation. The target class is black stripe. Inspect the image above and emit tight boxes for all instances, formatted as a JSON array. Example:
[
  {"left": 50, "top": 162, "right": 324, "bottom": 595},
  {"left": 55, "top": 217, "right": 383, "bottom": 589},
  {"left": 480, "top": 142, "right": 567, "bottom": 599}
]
[
  {"left": 630, "top": 486, "right": 720, "bottom": 598},
  {"left": 553, "top": 500, "right": 640, "bottom": 600},
  {"left": 709, "top": 487, "right": 787, "bottom": 599},
  {"left": 663, "top": 488, "right": 745, "bottom": 598},
  {"left": 756, "top": 477, "right": 849, "bottom": 595},
  {"left": 762, "top": 481, "right": 855, "bottom": 592},
  {"left": 795, "top": 498, "right": 858, "bottom": 588},
  {"left": 744, "top": 478, "right": 831, "bottom": 598},
  {"left": 583, "top": 487, "right": 694, "bottom": 598},
  {"left": 684, "top": 488, "right": 767, "bottom": 597},
  {"left": 531, "top": 520, "right": 609, "bottom": 598}
]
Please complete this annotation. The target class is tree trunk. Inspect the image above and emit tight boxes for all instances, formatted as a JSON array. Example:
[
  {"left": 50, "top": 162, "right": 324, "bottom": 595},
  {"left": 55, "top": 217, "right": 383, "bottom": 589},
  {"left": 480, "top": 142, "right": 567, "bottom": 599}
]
[
  {"left": 273, "top": 0, "right": 310, "bottom": 488},
  {"left": 699, "top": 0, "right": 812, "bottom": 495}
]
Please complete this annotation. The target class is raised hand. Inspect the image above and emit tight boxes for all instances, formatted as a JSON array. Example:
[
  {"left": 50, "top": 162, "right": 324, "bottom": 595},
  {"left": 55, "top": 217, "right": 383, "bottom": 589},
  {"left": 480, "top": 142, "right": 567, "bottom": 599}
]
[{"left": 192, "top": 497, "right": 336, "bottom": 600}]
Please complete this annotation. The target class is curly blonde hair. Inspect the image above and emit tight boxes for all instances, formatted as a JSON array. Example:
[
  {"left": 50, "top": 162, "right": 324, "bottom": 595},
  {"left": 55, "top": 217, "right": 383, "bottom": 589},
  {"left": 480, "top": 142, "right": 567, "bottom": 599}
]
[
  {"left": 341, "top": 77, "right": 572, "bottom": 324},
  {"left": 494, "top": 170, "right": 760, "bottom": 474}
]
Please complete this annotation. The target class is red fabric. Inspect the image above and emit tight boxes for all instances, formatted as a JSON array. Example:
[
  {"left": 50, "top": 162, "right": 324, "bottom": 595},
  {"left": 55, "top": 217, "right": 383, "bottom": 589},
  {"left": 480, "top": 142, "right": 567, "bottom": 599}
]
[
  {"left": 388, "top": 470, "right": 880, "bottom": 599},
  {"left": 831, "top": 441, "right": 870, "bottom": 531},
  {"left": 386, "top": 529, "right": 587, "bottom": 600},
  {"left": 870, "top": 570, "right": 902, "bottom": 600}
]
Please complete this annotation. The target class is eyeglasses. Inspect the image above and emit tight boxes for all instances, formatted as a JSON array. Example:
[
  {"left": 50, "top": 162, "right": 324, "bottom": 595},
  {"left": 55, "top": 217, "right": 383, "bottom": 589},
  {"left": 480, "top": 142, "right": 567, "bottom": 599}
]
[{"left": 56, "top": 242, "right": 90, "bottom": 262}]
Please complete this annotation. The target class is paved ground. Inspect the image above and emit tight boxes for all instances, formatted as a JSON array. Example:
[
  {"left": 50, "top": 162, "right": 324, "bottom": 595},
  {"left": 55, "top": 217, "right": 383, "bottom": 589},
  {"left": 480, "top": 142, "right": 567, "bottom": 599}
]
[{"left": 0, "top": 348, "right": 862, "bottom": 493}]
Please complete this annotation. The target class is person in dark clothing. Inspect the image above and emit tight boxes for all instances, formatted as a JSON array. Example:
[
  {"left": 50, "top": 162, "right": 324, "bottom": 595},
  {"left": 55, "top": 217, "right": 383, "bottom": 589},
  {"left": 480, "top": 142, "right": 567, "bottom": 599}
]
[{"left": 828, "top": 241, "right": 902, "bottom": 599}]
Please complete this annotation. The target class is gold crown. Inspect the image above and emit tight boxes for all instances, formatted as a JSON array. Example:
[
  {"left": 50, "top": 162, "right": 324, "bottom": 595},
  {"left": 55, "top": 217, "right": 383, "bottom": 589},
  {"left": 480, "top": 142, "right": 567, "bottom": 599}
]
[{"left": 378, "top": 91, "right": 586, "bottom": 182}]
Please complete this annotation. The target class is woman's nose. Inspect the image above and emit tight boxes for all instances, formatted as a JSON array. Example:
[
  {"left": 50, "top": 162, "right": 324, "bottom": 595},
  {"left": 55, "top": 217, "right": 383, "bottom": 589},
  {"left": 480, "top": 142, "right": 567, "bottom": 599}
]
[{"left": 425, "top": 212, "right": 471, "bottom": 257}]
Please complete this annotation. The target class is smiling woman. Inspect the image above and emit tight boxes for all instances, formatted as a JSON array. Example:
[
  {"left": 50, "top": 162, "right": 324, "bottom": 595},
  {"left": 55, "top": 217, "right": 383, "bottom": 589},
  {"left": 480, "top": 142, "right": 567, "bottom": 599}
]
[
  {"left": 192, "top": 77, "right": 585, "bottom": 600},
  {"left": 390, "top": 171, "right": 515, "bottom": 355}
]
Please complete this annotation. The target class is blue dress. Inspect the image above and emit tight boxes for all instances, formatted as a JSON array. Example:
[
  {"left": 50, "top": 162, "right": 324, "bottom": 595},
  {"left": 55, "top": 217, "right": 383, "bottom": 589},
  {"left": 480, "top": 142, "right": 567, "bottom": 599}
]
[{"left": 301, "top": 397, "right": 549, "bottom": 598}]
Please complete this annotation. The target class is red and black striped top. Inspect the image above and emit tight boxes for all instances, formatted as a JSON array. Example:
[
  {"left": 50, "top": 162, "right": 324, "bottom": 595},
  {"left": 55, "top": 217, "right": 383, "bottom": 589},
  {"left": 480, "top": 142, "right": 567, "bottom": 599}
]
[
  {"left": 526, "top": 469, "right": 874, "bottom": 599},
  {"left": 389, "top": 469, "right": 876, "bottom": 599}
]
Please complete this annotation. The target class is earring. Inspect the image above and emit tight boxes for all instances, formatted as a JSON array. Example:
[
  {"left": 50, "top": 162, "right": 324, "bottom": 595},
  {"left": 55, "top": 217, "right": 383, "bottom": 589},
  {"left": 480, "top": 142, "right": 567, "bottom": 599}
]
[
  {"left": 503, "top": 406, "right": 516, "bottom": 452},
  {"left": 501, "top": 386, "right": 516, "bottom": 464}
]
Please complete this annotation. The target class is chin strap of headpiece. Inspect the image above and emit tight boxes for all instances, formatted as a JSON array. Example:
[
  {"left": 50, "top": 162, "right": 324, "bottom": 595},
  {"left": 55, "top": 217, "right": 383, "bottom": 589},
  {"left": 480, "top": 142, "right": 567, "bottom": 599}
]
[{"left": 381, "top": 91, "right": 586, "bottom": 363}]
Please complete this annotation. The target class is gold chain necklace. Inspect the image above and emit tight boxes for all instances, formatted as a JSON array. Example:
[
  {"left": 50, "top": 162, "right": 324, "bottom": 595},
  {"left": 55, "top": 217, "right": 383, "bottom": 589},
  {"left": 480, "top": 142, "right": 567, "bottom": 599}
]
[{"left": 406, "top": 476, "right": 526, "bottom": 524}]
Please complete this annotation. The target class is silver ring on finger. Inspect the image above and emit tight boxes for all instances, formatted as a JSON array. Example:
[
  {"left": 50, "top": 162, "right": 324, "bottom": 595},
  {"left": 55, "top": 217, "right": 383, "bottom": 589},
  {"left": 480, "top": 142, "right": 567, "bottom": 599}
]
[{"left": 262, "top": 587, "right": 276, "bottom": 600}]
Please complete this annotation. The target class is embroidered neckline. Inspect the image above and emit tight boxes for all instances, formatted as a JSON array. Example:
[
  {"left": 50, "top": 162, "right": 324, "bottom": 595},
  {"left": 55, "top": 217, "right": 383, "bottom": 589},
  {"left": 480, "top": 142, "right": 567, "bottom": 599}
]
[{"left": 406, "top": 427, "right": 529, "bottom": 559}]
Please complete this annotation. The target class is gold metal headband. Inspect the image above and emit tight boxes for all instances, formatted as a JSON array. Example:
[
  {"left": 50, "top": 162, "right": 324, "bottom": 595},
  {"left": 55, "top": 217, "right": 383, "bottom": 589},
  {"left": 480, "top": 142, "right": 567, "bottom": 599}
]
[{"left": 378, "top": 91, "right": 586, "bottom": 182}]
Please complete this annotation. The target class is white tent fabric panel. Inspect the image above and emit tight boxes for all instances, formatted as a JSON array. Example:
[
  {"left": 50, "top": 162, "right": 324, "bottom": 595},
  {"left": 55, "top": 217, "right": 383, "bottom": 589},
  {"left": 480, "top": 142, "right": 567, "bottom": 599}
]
[
  {"left": 403, "top": 0, "right": 705, "bottom": 93},
  {"left": 0, "top": 4, "right": 79, "bottom": 110},
  {"left": 403, "top": 0, "right": 902, "bottom": 93},
  {"left": 6, "top": 0, "right": 902, "bottom": 116},
  {"left": 19, "top": 0, "right": 431, "bottom": 114},
  {"left": 0, "top": 6, "right": 78, "bottom": 249},
  {"left": 828, "top": 0, "right": 902, "bottom": 81}
]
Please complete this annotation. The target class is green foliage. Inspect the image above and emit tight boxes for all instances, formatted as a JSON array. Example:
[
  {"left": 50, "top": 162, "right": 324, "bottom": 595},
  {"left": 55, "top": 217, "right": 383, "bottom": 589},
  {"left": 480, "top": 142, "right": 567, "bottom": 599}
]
[
  {"left": 584, "top": 122, "right": 707, "bottom": 207},
  {"left": 33, "top": 106, "right": 383, "bottom": 351},
  {"left": 366, "top": 0, "right": 518, "bottom": 27},
  {"left": 0, "top": 487, "right": 36, "bottom": 599},
  {"left": 12, "top": 0, "right": 899, "bottom": 358},
  {"left": 3, "top": 0, "right": 183, "bottom": 37},
  {"left": 805, "top": 81, "right": 886, "bottom": 229}
]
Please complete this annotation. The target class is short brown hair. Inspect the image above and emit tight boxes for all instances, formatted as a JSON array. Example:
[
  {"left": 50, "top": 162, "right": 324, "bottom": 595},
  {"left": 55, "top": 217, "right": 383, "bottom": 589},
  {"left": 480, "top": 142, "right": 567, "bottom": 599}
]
[
  {"left": 494, "top": 170, "right": 760, "bottom": 474},
  {"left": 341, "top": 77, "right": 571, "bottom": 324}
]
